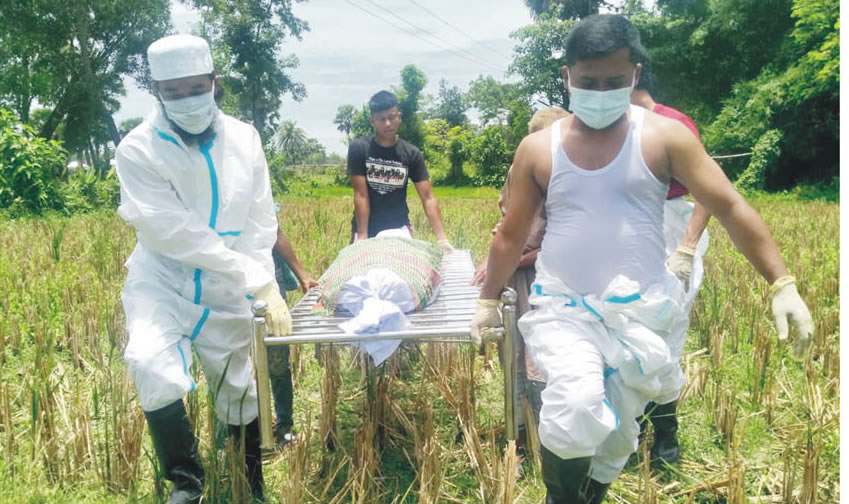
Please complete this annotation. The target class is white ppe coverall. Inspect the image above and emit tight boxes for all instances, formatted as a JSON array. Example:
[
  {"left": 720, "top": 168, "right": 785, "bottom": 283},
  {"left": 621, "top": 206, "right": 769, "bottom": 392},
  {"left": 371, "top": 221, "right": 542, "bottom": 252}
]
[
  {"left": 658, "top": 197, "right": 709, "bottom": 404},
  {"left": 116, "top": 107, "right": 277, "bottom": 426},
  {"left": 518, "top": 259, "right": 687, "bottom": 484}
]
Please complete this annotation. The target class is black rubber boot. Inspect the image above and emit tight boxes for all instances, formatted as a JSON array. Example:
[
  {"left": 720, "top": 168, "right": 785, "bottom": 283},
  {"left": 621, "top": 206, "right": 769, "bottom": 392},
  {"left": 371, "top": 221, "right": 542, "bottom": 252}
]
[
  {"left": 588, "top": 478, "right": 610, "bottom": 503},
  {"left": 649, "top": 400, "right": 680, "bottom": 464},
  {"left": 638, "top": 404, "right": 650, "bottom": 445},
  {"left": 144, "top": 400, "right": 204, "bottom": 504},
  {"left": 230, "top": 419, "right": 265, "bottom": 501},
  {"left": 540, "top": 445, "right": 592, "bottom": 503},
  {"left": 517, "top": 379, "right": 545, "bottom": 461},
  {"left": 526, "top": 379, "right": 545, "bottom": 428}
]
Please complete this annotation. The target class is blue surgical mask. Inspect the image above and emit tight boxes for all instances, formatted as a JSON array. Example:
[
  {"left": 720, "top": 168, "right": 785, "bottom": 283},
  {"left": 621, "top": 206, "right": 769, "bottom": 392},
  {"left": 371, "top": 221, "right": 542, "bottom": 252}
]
[
  {"left": 161, "top": 84, "right": 217, "bottom": 134},
  {"left": 566, "top": 70, "right": 635, "bottom": 130}
]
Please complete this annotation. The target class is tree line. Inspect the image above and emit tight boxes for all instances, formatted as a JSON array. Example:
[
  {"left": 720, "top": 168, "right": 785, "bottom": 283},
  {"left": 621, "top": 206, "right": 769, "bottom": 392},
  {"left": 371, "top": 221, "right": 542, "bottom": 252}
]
[
  {"left": 0, "top": 0, "right": 838, "bottom": 215},
  {"left": 336, "top": 0, "right": 838, "bottom": 190}
]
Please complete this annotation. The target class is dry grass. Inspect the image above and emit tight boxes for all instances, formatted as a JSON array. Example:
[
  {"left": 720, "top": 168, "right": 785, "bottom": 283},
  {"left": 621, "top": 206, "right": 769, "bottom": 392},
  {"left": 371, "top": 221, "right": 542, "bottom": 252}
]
[{"left": 0, "top": 190, "right": 838, "bottom": 503}]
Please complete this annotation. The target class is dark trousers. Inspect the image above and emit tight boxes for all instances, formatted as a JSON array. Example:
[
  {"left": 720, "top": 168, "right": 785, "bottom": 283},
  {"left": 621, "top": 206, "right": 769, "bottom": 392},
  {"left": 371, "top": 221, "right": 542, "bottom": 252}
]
[{"left": 267, "top": 344, "right": 294, "bottom": 430}]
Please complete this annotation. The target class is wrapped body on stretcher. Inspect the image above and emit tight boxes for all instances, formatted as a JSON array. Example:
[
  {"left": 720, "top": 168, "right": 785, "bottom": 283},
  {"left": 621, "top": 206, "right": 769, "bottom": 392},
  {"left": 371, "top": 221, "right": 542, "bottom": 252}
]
[
  {"left": 252, "top": 243, "right": 523, "bottom": 450},
  {"left": 315, "top": 231, "right": 445, "bottom": 365}
]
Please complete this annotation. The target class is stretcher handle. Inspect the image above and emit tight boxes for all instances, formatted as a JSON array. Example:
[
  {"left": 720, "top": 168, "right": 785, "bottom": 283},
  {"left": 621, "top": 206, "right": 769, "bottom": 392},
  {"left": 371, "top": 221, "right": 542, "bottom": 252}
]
[
  {"left": 499, "top": 288, "right": 521, "bottom": 441},
  {"left": 251, "top": 301, "right": 275, "bottom": 451}
]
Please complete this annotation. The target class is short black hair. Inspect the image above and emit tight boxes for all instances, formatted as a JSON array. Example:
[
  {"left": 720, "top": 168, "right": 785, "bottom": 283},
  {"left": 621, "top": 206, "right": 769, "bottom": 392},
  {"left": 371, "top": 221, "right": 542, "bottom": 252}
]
[
  {"left": 633, "top": 46, "right": 654, "bottom": 92},
  {"left": 368, "top": 90, "right": 399, "bottom": 114},
  {"left": 564, "top": 14, "right": 645, "bottom": 66}
]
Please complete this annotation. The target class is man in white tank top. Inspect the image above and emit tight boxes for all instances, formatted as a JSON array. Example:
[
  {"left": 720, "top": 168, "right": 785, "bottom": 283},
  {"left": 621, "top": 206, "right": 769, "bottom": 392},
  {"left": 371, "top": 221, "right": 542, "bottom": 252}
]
[
  {"left": 470, "top": 15, "right": 814, "bottom": 504},
  {"left": 628, "top": 49, "right": 712, "bottom": 466}
]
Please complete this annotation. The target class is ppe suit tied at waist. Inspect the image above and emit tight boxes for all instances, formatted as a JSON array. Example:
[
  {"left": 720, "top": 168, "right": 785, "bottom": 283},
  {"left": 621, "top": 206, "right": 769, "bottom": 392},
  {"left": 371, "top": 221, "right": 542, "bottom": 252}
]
[{"left": 518, "top": 258, "right": 687, "bottom": 462}]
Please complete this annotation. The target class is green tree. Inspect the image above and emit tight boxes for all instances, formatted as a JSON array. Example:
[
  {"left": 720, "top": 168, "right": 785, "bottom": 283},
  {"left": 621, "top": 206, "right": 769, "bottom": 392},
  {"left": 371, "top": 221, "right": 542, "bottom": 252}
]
[
  {"left": 472, "top": 125, "right": 511, "bottom": 186},
  {"left": 633, "top": 0, "right": 797, "bottom": 122},
  {"left": 465, "top": 75, "right": 523, "bottom": 126},
  {"left": 27, "top": 108, "right": 54, "bottom": 134},
  {"left": 0, "top": 109, "right": 67, "bottom": 215},
  {"left": 702, "top": 0, "right": 838, "bottom": 187},
  {"left": 344, "top": 104, "right": 373, "bottom": 140},
  {"left": 430, "top": 79, "right": 468, "bottom": 127},
  {"left": 0, "top": 28, "right": 51, "bottom": 124},
  {"left": 193, "top": 0, "right": 309, "bottom": 142},
  {"left": 396, "top": 65, "right": 427, "bottom": 148},
  {"left": 301, "top": 137, "right": 327, "bottom": 165},
  {"left": 447, "top": 126, "right": 472, "bottom": 182},
  {"left": 504, "top": 98, "right": 535, "bottom": 153},
  {"left": 508, "top": 12, "right": 574, "bottom": 108},
  {"left": 522, "top": 0, "right": 608, "bottom": 19},
  {"left": 272, "top": 120, "right": 308, "bottom": 162},
  {"left": 422, "top": 118, "right": 452, "bottom": 165},
  {"left": 119, "top": 117, "right": 144, "bottom": 137},
  {"left": 334, "top": 104, "right": 356, "bottom": 137},
  {"left": 0, "top": 0, "right": 170, "bottom": 159}
]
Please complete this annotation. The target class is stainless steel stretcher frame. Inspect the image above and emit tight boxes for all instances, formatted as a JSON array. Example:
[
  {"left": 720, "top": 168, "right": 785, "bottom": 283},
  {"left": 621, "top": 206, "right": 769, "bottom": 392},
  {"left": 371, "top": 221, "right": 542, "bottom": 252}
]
[{"left": 250, "top": 250, "right": 521, "bottom": 450}]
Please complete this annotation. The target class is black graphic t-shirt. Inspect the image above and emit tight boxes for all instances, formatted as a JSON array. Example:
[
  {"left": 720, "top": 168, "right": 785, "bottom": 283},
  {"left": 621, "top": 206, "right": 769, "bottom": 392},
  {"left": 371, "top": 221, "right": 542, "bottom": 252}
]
[{"left": 347, "top": 135, "right": 429, "bottom": 237}]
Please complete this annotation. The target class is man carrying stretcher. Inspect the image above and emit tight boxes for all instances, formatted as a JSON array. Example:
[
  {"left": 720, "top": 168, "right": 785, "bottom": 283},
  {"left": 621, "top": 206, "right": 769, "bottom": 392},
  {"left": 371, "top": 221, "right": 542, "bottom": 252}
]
[{"left": 470, "top": 14, "right": 814, "bottom": 504}]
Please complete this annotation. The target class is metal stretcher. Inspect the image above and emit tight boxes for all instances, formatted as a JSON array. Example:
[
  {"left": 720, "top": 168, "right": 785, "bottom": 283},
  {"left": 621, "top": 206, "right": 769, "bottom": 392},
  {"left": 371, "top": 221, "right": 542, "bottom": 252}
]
[{"left": 250, "top": 250, "right": 521, "bottom": 450}]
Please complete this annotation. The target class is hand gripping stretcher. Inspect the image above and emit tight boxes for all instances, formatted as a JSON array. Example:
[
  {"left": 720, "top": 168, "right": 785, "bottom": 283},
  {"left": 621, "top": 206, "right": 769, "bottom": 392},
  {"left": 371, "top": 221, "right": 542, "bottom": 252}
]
[{"left": 250, "top": 250, "right": 520, "bottom": 450}]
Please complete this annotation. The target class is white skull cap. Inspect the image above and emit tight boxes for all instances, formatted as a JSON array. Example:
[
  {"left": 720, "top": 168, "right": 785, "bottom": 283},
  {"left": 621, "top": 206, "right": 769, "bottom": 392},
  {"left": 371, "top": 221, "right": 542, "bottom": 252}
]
[{"left": 147, "top": 34, "right": 214, "bottom": 81}]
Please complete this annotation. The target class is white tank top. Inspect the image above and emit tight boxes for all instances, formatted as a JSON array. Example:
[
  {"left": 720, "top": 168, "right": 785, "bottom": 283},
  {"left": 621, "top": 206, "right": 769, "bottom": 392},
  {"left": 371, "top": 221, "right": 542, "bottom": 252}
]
[{"left": 539, "top": 105, "right": 668, "bottom": 296}]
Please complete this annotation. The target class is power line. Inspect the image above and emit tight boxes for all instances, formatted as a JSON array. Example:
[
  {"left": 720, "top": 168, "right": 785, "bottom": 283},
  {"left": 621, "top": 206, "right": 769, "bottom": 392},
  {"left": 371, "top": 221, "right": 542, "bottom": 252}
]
[
  {"left": 407, "top": 0, "right": 511, "bottom": 61},
  {"left": 340, "top": 0, "right": 505, "bottom": 75},
  {"left": 361, "top": 0, "right": 505, "bottom": 71}
]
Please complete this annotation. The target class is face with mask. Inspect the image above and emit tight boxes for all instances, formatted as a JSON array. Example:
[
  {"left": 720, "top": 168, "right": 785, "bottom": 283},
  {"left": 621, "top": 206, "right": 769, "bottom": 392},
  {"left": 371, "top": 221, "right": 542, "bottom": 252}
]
[
  {"left": 155, "top": 74, "right": 218, "bottom": 136},
  {"left": 562, "top": 48, "right": 641, "bottom": 130}
]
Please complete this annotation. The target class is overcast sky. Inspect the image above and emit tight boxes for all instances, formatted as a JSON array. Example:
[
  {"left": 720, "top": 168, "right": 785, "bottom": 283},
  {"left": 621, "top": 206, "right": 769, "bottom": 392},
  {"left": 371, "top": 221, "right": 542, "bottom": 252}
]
[{"left": 115, "top": 0, "right": 533, "bottom": 154}]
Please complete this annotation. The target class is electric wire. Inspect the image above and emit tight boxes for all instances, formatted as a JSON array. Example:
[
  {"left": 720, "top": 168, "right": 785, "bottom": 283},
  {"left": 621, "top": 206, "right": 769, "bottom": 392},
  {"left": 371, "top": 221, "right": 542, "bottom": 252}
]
[{"left": 340, "top": 0, "right": 505, "bottom": 74}]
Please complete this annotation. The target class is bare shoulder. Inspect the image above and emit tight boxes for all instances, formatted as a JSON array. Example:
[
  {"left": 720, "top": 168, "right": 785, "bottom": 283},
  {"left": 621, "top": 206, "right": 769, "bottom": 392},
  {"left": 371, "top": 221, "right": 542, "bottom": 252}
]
[
  {"left": 642, "top": 109, "right": 700, "bottom": 150},
  {"left": 514, "top": 126, "right": 553, "bottom": 189}
]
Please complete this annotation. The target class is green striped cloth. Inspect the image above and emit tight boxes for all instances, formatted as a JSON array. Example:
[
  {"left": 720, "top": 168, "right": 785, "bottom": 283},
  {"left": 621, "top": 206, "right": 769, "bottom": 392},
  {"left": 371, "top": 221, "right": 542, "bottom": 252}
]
[{"left": 318, "top": 238, "right": 444, "bottom": 313}]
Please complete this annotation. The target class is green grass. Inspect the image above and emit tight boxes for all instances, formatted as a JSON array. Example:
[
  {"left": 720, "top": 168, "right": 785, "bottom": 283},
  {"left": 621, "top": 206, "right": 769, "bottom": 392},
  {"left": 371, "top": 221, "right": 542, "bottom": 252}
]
[
  {"left": 281, "top": 171, "right": 501, "bottom": 202},
  {"left": 0, "top": 186, "right": 839, "bottom": 503}
]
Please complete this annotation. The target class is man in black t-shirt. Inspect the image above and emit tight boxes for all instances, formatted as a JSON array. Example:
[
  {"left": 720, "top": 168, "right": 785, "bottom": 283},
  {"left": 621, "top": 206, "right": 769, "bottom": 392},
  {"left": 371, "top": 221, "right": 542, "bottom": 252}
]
[{"left": 347, "top": 90, "right": 452, "bottom": 249}]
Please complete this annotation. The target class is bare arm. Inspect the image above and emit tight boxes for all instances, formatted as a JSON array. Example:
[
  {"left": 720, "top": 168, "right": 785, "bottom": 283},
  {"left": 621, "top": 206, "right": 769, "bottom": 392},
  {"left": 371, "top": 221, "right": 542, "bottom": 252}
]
[
  {"left": 667, "top": 123, "right": 787, "bottom": 283},
  {"left": 480, "top": 136, "right": 546, "bottom": 299},
  {"left": 680, "top": 200, "right": 711, "bottom": 249},
  {"left": 351, "top": 175, "right": 370, "bottom": 240},
  {"left": 414, "top": 180, "right": 448, "bottom": 241},
  {"left": 273, "top": 229, "right": 318, "bottom": 293},
  {"left": 472, "top": 174, "right": 512, "bottom": 286}
]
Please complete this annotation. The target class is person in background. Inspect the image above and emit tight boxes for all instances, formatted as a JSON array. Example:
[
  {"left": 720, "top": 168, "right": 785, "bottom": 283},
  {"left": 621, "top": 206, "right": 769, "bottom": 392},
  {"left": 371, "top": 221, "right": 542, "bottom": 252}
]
[
  {"left": 471, "top": 106, "right": 570, "bottom": 456},
  {"left": 267, "top": 211, "right": 318, "bottom": 448},
  {"left": 347, "top": 90, "right": 453, "bottom": 250}
]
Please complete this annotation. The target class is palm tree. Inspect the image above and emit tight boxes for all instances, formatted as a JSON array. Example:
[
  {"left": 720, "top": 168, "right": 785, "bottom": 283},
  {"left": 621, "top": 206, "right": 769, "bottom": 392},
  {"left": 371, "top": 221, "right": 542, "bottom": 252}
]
[
  {"left": 334, "top": 104, "right": 356, "bottom": 135},
  {"left": 272, "top": 120, "right": 308, "bottom": 161}
]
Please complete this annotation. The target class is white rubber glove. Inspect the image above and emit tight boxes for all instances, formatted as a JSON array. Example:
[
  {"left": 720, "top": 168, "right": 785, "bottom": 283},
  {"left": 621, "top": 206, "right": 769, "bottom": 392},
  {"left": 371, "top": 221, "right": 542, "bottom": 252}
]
[
  {"left": 770, "top": 275, "right": 814, "bottom": 360},
  {"left": 666, "top": 246, "right": 695, "bottom": 291},
  {"left": 470, "top": 298, "right": 501, "bottom": 346},
  {"left": 254, "top": 283, "right": 293, "bottom": 337},
  {"left": 437, "top": 239, "right": 454, "bottom": 253}
]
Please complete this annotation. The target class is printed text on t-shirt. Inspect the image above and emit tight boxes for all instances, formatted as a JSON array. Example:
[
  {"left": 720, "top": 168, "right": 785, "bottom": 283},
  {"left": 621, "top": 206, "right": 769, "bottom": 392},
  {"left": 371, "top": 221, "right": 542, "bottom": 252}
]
[{"left": 366, "top": 157, "right": 408, "bottom": 195}]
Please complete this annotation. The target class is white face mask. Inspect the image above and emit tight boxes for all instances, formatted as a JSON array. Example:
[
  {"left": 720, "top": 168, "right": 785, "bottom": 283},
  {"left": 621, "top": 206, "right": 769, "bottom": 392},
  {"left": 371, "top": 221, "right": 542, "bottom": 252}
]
[
  {"left": 566, "top": 69, "right": 635, "bottom": 130},
  {"left": 161, "top": 84, "right": 217, "bottom": 134}
]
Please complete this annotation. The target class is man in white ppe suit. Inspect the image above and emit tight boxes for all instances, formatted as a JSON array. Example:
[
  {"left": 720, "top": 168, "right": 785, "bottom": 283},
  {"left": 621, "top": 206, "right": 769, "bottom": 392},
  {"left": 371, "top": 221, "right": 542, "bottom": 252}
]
[
  {"left": 470, "top": 15, "right": 814, "bottom": 504},
  {"left": 629, "top": 48, "right": 712, "bottom": 465},
  {"left": 116, "top": 34, "right": 291, "bottom": 503}
]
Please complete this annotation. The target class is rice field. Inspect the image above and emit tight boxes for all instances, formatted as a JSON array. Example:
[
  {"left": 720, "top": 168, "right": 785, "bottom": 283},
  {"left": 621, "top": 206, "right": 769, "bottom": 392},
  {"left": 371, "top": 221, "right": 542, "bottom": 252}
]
[{"left": 0, "top": 182, "right": 839, "bottom": 503}]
